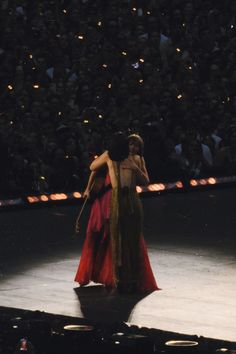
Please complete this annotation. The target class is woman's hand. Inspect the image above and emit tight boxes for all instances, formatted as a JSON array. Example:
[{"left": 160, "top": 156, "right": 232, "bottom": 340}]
[{"left": 83, "top": 188, "right": 90, "bottom": 199}]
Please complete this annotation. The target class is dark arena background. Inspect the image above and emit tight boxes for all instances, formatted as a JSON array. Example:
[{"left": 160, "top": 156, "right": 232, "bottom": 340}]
[{"left": 1, "top": 0, "right": 236, "bottom": 353}]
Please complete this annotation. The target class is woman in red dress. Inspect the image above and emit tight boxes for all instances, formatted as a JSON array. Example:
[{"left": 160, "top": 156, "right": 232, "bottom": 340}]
[{"left": 74, "top": 133, "right": 159, "bottom": 293}]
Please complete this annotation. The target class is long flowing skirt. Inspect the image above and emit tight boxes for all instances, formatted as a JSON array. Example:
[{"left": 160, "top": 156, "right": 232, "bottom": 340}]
[{"left": 74, "top": 184, "right": 160, "bottom": 293}]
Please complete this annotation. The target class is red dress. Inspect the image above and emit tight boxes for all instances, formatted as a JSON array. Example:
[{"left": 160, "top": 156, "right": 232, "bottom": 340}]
[{"left": 74, "top": 175, "right": 159, "bottom": 293}]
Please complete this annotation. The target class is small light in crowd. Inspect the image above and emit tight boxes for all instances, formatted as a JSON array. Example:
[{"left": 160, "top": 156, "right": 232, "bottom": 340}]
[
  {"left": 32, "top": 67, "right": 36, "bottom": 70},
  {"left": 10, "top": 121, "right": 14, "bottom": 125},
  {"left": 182, "top": 23, "right": 186, "bottom": 27},
  {"left": 147, "top": 11, "right": 151, "bottom": 15},
  {"left": 199, "top": 179, "right": 207, "bottom": 185},
  {"left": 78, "top": 35, "right": 84, "bottom": 40},
  {"left": 98, "top": 114, "right": 103, "bottom": 118},
  {"left": 33, "top": 84, "right": 40, "bottom": 89},
  {"left": 132, "top": 7, "right": 137, "bottom": 11},
  {"left": 139, "top": 79, "right": 144, "bottom": 83},
  {"left": 139, "top": 58, "right": 145, "bottom": 63},
  {"left": 108, "top": 83, "right": 112, "bottom": 89},
  {"left": 56, "top": 34, "right": 61, "bottom": 38},
  {"left": 8, "top": 85, "right": 13, "bottom": 90},
  {"left": 177, "top": 94, "right": 183, "bottom": 99},
  {"left": 231, "top": 24, "right": 234, "bottom": 29},
  {"left": 58, "top": 111, "right": 62, "bottom": 116},
  {"left": 97, "top": 21, "right": 102, "bottom": 27},
  {"left": 94, "top": 155, "right": 98, "bottom": 159},
  {"left": 102, "top": 64, "right": 108, "bottom": 68},
  {"left": 188, "top": 66, "right": 192, "bottom": 70},
  {"left": 227, "top": 97, "right": 230, "bottom": 101},
  {"left": 176, "top": 48, "right": 181, "bottom": 52},
  {"left": 73, "top": 192, "right": 82, "bottom": 198},
  {"left": 65, "top": 155, "right": 69, "bottom": 159},
  {"left": 190, "top": 179, "right": 198, "bottom": 186},
  {"left": 208, "top": 177, "right": 216, "bottom": 185},
  {"left": 63, "top": 9, "right": 67, "bottom": 13},
  {"left": 29, "top": 54, "right": 33, "bottom": 59},
  {"left": 84, "top": 120, "right": 89, "bottom": 124},
  {"left": 122, "top": 51, "right": 127, "bottom": 56},
  {"left": 40, "top": 176, "right": 45, "bottom": 180}
]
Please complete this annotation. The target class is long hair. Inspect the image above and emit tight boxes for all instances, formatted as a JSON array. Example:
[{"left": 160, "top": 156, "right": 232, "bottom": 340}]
[{"left": 108, "top": 132, "right": 129, "bottom": 162}]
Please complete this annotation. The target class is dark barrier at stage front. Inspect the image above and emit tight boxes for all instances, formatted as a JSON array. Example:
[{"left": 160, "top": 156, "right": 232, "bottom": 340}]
[{"left": 1, "top": 186, "right": 236, "bottom": 260}]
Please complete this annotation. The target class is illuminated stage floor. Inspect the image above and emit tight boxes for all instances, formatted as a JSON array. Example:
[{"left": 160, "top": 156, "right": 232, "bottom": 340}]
[{"left": 0, "top": 187, "right": 236, "bottom": 342}]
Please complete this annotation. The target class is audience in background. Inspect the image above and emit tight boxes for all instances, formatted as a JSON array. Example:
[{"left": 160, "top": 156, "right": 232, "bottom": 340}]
[{"left": 0, "top": 0, "right": 236, "bottom": 197}]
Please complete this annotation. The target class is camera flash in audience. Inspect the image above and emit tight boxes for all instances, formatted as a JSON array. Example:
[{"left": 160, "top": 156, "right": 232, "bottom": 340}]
[
  {"left": 139, "top": 79, "right": 144, "bottom": 84},
  {"left": 231, "top": 25, "right": 234, "bottom": 29},
  {"left": 58, "top": 112, "right": 62, "bottom": 116},
  {"left": 177, "top": 94, "right": 183, "bottom": 99},
  {"left": 139, "top": 58, "right": 145, "bottom": 63},
  {"left": 65, "top": 155, "right": 69, "bottom": 159},
  {"left": 8, "top": 85, "right": 13, "bottom": 90},
  {"left": 32, "top": 67, "right": 36, "bottom": 70},
  {"left": 147, "top": 11, "right": 151, "bottom": 15},
  {"left": 108, "top": 83, "right": 112, "bottom": 89},
  {"left": 132, "top": 8, "right": 137, "bottom": 11},
  {"left": 63, "top": 9, "right": 67, "bottom": 14},
  {"left": 188, "top": 66, "right": 192, "bottom": 70},
  {"left": 10, "top": 121, "right": 14, "bottom": 125},
  {"left": 40, "top": 176, "right": 45, "bottom": 180},
  {"left": 94, "top": 155, "right": 98, "bottom": 159},
  {"left": 33, "top": 84, "right": 39, "bottom": 89},
  {"left": 176, "top": 48, "right": 181, "bottom": 52},
  {"left": 122, "top": 51, "right": 127, "bottom": 56},
  {"left": 182, "top": 23, "right": 186, "bottom": 27},
  {"left": 29, "top": 54, "right": 33, "bottom": 59},
  {"left": 84, "top": 120, "right": 89, "bottom": 124},
  {"left": 102, "top": 64, "right": 107, "bottom": 68},
  {"left": 97, "top": 21, "right": 102, "bottom": 27},
  {"left": 227, "top": 97, "right": 230, "bottom": 101},
  {"left": 78, "top": 35, "right": 84, "bottom": 40},
  {"left": 98, "top": 114, "right": 103, "bottom": 119}
]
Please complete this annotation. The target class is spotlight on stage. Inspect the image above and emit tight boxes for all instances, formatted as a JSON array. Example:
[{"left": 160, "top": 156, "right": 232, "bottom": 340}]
[{"left": 165, "top": 340, "right": 199, "bottom": 354}]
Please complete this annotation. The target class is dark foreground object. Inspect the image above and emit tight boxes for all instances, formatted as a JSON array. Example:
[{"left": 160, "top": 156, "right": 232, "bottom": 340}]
[{"left": 0, "top": 306, "right": 235, "bottom": 354}]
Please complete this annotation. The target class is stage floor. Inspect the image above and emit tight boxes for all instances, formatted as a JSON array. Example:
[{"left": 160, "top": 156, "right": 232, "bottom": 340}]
[{"left": 0, "top": 187, "right": 236, "bottom": 342}]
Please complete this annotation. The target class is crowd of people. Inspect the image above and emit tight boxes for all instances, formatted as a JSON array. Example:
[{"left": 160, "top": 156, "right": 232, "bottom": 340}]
[{"left": 1, "top": 0, "right": 236, "bottom": 198}]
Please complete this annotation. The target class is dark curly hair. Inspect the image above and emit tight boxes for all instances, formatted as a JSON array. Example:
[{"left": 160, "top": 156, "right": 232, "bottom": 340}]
[{"left": 108, "top": 132, "right": 129, "bottom": 162}]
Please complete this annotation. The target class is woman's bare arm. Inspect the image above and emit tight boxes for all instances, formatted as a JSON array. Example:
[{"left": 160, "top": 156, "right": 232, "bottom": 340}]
[
  {"left": 83, "top": 170, "right": 97, "bottom": 198},
  {"left": 90, "top": 151, "right": 108, "bottom": 171}
]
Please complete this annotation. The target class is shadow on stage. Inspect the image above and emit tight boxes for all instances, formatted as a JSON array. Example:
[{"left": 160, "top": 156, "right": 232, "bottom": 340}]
[{"left": 73, "top": 285, "right": 148, "bottom": 324}]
